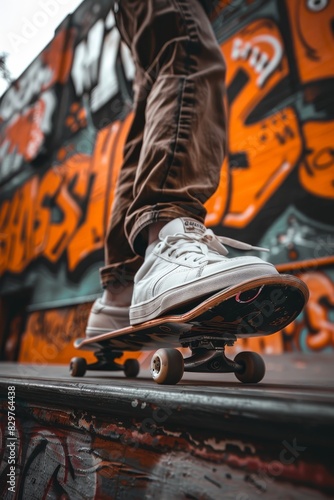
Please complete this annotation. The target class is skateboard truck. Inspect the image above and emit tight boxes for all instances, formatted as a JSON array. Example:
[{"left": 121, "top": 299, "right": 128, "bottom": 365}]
[
  {"left": 70, "top": 349, "right": 140, "bottom": 378},
  {"left": 150, "top": 332, "right": 265, "bottom": 385}
]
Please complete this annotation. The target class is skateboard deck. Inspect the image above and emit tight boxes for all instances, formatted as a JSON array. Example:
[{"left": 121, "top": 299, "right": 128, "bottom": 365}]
[{"left": 70, "top": 275, "right": 308, "bottom": 384}]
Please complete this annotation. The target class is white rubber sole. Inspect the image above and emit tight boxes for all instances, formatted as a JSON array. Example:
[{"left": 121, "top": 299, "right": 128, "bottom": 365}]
[
  {"left": 85, "top": 299, "right": 130, "bottom": 337},
  {"left": 129, "top": 262, "right": 278, "bottom": 325}
]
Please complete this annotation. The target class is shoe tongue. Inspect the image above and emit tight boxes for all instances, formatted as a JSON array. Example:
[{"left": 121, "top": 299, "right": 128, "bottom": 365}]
[{"left": 159, "top": 218, "right": 206, "bottom": 239}]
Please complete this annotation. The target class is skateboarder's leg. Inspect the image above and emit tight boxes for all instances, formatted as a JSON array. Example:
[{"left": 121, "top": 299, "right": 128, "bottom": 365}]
[
  {"left": 105, "top": 0, "right": 227, "bottom": 258},
  {"left": 86, "top": 0, "right": 281, "bottom": 334},
  {"left": 86, "top": 0, "right": 227, "bottom": 336}
]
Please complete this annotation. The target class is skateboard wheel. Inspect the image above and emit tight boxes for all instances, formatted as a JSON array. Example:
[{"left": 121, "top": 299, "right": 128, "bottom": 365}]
[
  {"left": 70, "top": 357, "right": 87, "bottom": 377},
  {"left": 124, "top": 358, "right": 140, "bottom": 378},
  {"left": 151, "top": 348, "right": 184, "bottom": 385},
  {"left": 234, "top": 351, "right": 265, "bottom": 384}
]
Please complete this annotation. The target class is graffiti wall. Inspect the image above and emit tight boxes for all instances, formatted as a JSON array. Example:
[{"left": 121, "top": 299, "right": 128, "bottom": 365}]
[
  {"left": 0, "top": 0, "right": 134, "bottom": 311},
  {"left": 0, "top": 0, "right": 333, "bottom": 357}
]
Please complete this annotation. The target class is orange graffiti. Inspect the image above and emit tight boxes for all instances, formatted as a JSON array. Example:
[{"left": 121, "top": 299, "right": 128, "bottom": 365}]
[
  {"left": 65, "top": 103, "right": 87, "bottom": 133},
  {"left": 67, "top": 115, "right": 133, "bottom": 271},
  {"left": 19, "top": 305, "right": 96, "bottom": 364},
  {"left": 227, "top": 330, "right": 283, "bottom": 356},
  {"left": 205, "top": 156, "right": 229, "bottom": 226},
  {"left": 283, "top": 272, "right": 334, "bottom": 351},
  {"left": 207, "top": 20, "right": 303, "bottom": 228},
  {"left": 42, "top": 28, "right": 76, "bottom": 86},
  {"left": 0, "top": 178, "right": 38, "bottom": 273},
  {"left": 286, "top": 0, "right": 334, "bottom": 83},
  {"left": 4, "top": 97, "right": 47, "bottom": 162},
  {"left": 0, "top": 115, "right": 133, "bottom": 275},
  {"left": 18, "top": 304, "right": 140, "bottom": 365},
  {"left": 302, "top": 272, "right": 334, "bottom": 350},
  {"left": 299, "top": 121, "right": 334, "bottom": 199},
  {"left": 0, "top": 28, "right": 76, "bottom": 173}
]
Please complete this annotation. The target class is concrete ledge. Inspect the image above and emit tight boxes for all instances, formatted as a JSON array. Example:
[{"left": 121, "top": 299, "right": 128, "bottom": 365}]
[{"left": 0, "top": 356, "right": 334, "bottom": 499}]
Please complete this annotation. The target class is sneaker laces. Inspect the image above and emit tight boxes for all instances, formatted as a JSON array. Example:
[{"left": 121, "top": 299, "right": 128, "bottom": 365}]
[{"left": 161, "top": 228, "right": 269, "bottom": 264}]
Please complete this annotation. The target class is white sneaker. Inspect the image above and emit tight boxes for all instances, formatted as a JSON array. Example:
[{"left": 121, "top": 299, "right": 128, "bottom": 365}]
[
  {"left": 130, "top": 217, "right": 279, "bottom": 325},
  {"left": 85, "top": 298, "right": 130, "bottom": 338}
]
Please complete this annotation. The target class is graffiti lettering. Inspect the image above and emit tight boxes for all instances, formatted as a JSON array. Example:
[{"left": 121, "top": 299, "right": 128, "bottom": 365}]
[
  {"left": 71, "top": 11, "right": 134, "bottom": 111},
  {"left": 0, "top": 115, "right": 132, "bottom": 275},
  {"left": 299, "top": 122, "right": 334, "bottom": 199},
  {"left": 207, "top": 20, "right": 303, "bottom": 229},
  {"left": 91, "top": 28, "right": 121, "bottom": 112},
  {"left": 0, "top": 91, "right": 57, "bottom": 182},
  {"left": 0, "top": 29, "right": 75, "bottom": 183},
  {"left": 71, "top": 19, "right": 105, "bottom": 96},
  {"left": 231, "top": 34, "right": 283, "bottom": 87},
  {"left": 282, "top": 272, "right": 334, "bottom": 352},
  {"left": 0, "top": 166, "right": 89, "bottom": 273},
  {"left": 0, "top": 141, "right": 22, "bottom": 183}
]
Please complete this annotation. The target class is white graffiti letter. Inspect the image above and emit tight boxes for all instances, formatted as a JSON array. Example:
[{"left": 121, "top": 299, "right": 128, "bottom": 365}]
[
  {"left": 71, "top": 19, "right": 105, "bottom": 95},
  {"left": 231, "top": 34, "right": 283, "bottom": 88}
]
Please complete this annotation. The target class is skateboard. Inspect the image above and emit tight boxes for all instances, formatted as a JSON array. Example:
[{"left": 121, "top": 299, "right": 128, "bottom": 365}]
[{"left": 70, "top": 275, "right": 308, "bottom": 385}]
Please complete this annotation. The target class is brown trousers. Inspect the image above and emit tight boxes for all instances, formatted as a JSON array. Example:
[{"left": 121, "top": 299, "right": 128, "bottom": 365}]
[{"left": 101, "top": 0, "right": 227, "bottom": 288}]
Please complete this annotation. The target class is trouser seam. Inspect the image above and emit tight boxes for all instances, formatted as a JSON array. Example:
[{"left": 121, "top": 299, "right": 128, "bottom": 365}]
[
  {"left": 161, "top": 0, "right": 200, "bottom": 191},
  {"left": 161, "top": 77, "right": 186, "bottom": 189}
]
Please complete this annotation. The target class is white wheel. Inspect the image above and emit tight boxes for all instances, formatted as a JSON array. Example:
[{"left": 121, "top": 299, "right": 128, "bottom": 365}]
[
  {"left": 70, "top": 357, "right": 87, "bottom": 377},
  {"left": 124, "top": 358, "right": 140, "bottom": 378},
  {"left": 234, "top": 351, "right": 265, "bottom": 383},
  {"left": 150, "top": 348, "right": 184, "bottom": 385}
]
